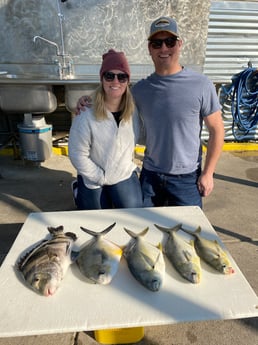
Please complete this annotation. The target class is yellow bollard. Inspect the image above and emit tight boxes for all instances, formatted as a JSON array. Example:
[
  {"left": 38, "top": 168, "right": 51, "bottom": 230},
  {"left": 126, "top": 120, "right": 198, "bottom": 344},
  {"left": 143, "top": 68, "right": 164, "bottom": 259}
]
[{"left": 94, "top": 327, "right": 144, "bottom": 344}]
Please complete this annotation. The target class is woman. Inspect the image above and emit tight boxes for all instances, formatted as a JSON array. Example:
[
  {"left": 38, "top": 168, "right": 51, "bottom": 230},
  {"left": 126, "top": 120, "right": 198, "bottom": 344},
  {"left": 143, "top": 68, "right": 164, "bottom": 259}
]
[{"left": 68, "top": 49, "right": 143, "bottom": 210}]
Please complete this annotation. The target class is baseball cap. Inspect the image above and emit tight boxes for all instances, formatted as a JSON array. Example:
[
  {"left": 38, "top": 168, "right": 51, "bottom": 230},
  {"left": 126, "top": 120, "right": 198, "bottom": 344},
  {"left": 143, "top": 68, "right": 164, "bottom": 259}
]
[{"left": 148, "top": 17, "right": 179, "bottom": 40}]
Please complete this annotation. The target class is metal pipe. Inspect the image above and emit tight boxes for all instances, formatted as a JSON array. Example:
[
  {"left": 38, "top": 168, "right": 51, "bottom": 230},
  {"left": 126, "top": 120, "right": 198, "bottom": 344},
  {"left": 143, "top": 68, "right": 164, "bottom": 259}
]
[{"left": 56, "top": 0, "right": 66, "bottom": 58}]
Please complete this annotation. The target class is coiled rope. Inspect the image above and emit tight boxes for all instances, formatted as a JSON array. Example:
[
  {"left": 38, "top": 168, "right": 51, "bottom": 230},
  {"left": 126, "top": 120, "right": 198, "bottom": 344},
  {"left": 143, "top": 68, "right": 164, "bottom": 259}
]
[{"left": 222, "top": 67, "right": 258, "bottom": 141}]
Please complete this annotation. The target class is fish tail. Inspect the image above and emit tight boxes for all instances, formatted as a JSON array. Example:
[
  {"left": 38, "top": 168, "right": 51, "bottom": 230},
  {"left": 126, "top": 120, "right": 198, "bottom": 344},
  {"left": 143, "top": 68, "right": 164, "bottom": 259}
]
[
  {"left": 124, "top": 227, "right": 149, "bottom": 239},
  {"left": 47, "top": 225, "right": 64, "bottom": 236},
  {"left": 181, "top": 225, "right": 201, "bottom": 236},
  {"left": 154, "top": 223, "right": 182, "bottom": 233},
  {"left": 65, "top": 232, "right": 78, "bottom": 241},
  {"left": 80, "top": 222, "right": 116, "bottom": 237}
]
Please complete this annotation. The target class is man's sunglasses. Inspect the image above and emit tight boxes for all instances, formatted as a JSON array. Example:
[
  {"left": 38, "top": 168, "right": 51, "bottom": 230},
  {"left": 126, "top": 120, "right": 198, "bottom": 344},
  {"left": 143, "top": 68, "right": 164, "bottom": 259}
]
[
  {"left": 149, "top": 37, "right": 179, "bottom": 49},
  {"left": 103, "top": 72, "right": 129, "bottom": 83}
]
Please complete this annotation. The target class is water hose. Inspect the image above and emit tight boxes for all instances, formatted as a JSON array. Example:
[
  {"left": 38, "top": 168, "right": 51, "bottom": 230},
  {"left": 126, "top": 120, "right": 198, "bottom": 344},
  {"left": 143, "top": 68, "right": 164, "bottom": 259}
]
[{"left": 222, "top": 67, "right": 258, "bottom": 140}]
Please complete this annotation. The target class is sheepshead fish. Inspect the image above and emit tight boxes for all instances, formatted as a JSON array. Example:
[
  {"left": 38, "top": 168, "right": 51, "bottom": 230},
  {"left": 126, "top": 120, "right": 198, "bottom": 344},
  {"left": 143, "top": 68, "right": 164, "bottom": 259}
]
[
  {"left": 123, "top": 227, "right": 165, "bottom": 292},
  {"left": 154, "top": 224, "right": 201, "bottom": 284},
  {"left": 17, "top": 226, "right": 77, "bottom": 296},
  {"left": 76, "top": 222, "right": 122, "bottom": 284},
  {"left": 181, "top": 226, "right": 234, "bottom": 274}
]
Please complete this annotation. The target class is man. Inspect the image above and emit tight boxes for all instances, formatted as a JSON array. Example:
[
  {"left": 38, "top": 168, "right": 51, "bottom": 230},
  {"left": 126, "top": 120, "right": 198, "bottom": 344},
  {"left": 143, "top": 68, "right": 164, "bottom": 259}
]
[
  {"left": 132, "top": 16, "right": 224, "bottom": 208},
  {"left": 77, "top": 17, "right": 224, "bottom": 208}
]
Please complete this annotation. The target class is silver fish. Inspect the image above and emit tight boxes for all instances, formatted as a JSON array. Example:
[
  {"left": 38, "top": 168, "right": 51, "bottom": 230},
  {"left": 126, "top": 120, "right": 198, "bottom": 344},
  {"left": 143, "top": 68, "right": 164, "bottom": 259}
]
[
  {"left": 17, "top": 226, "right": 77, "bottom": 296},
  {"left": 154, "top": 223, "right": 201, "bottom": 284},
  {"left": 181, "top": 226, "right": 234, "bottom": 274},
  {"left": 76, "top": 222, "right": 122, "bottom": 284},
  {"left": 123, "top": 227, "right": 165, "bottom": 292}
]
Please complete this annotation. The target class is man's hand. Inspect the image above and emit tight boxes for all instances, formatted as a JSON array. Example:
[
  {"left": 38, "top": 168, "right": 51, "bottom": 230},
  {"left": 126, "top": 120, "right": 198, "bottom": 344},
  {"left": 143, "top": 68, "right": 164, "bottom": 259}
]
[
  {"left": 75, "top": 95, "right": 93, "bottom": 115},
  {"left": 197, "top": 172, "right": 214, "bottom": 197}
]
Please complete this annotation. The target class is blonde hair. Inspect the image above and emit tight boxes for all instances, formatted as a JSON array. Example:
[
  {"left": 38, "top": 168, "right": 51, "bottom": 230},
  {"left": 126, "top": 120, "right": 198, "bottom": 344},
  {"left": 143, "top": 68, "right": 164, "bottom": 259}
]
[{"left": 93, "top": 84, "right": 135, "bottom": 122}]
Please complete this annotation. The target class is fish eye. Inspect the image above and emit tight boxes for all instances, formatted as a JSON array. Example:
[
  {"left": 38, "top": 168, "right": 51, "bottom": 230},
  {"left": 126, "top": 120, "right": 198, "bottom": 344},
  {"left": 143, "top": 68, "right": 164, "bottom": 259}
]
[
  {"left": 151, "top": 278, "right": 161, "bottom": 291},
  {"left": 98, "top": 270, "right": 106, "bottom": 276},
  {"left": 32, "top": 275, "right": 41, "bottom": 288},
  {"left": 33, "top": 274, "right": 40, "bottom": 283}
]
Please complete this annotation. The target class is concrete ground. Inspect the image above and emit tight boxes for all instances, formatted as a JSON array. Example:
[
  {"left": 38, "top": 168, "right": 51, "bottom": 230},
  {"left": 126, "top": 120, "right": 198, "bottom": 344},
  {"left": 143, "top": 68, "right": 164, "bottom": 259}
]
[{"left": 0, "top": 150, "right": 257, "bottom": 345}]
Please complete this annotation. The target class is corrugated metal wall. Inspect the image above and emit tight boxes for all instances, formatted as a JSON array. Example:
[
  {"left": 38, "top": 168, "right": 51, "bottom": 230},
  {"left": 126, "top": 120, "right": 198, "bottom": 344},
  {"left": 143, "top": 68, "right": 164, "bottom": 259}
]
[
  {"left": 202, "top": 1, "right": 258, "bottom": 141},
  {"left": 204, "top": 0, "right": 258, "bottom": 83}
]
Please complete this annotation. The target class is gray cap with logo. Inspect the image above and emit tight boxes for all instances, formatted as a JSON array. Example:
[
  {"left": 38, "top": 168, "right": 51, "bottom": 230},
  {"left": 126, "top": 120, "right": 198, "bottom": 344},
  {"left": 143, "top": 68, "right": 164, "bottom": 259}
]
[{"left": 148, "top": 17, "right": 179, "bottom": 40}]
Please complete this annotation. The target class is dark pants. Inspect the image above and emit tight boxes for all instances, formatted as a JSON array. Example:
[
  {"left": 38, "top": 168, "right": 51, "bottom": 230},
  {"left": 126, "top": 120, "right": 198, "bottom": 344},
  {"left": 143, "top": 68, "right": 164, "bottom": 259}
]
[
  {"left": 75, "top": 171, "right": 143, "bottom": 210},
  {"left": 140, "top": 167, "right": 202, "bottom": 208}
]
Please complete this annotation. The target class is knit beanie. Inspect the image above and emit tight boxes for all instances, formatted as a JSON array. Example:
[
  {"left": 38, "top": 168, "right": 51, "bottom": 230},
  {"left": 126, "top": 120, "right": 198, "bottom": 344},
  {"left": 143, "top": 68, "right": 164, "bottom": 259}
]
[{"left": 99, "top": 49, "right": 130, "bottom": 80}]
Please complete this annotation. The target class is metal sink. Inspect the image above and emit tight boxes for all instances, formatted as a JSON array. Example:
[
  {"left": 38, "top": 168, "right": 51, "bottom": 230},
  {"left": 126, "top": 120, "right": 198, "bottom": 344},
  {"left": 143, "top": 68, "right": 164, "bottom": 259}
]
[
  {"left": 0, "top": 64, "right": 153, "bottom": 113},
  {"left": 0, "top": 84, "right": 57, "bottom": 113},
  {"left": 0, "top": 69, "right": 96, "bottom": 114},
  {"left": 65, "top": 84, "right": 98, "bottom": 113}
]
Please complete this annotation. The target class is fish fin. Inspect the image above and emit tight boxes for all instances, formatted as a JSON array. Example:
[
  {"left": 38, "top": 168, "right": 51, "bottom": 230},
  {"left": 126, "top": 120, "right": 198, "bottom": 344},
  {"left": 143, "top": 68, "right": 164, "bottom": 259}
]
[
  {"left": 80, "top": 222, "right": 116, "bottom": 237},
  {"left": 189, "top": 239, "right": 195, "bottom": 247},
  {"left": 153, "top": 250, "right": 163, "bottom": 269},
  {"left": 213, "top": 240, "right": 226, "bottom": 256},
  {"left": 183, "top": 250, "right": 194, "bottom": 262},
  {"left": 124, "top": 227, "right": 149, "bottom": 238},
  {"left": 157, "top": 242, "right": 163, "bottom": 251},
  {"left": 214, "top": 240, "right": 222, "bottom": 248},
  {"left": 138, "top": 251, "right": 159, "bottom": 270},
  {"left": 151, "top": 252, "right": 161, "bottom": 270},
  {"left": 195, "top": 226, "right": 202, "bottom": 234},
  {"left": 154, "top": 223, "right": 182, "bottom": 233},
  {"left": 113, "top": 246, "right": 123, "bottom": 256}
]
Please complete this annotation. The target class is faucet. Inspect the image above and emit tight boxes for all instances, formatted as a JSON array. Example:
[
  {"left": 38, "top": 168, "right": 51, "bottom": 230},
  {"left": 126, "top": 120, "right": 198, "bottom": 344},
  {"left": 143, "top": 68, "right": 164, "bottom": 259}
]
[
  {"left": 33, "top": 36, "right": 61, "bottom": 56},
  {"left": 33, "top": 1, "right": 73, "bottom": 80},
  {"left": 33, "top": 35, "right": 73, "bottom": 79}
]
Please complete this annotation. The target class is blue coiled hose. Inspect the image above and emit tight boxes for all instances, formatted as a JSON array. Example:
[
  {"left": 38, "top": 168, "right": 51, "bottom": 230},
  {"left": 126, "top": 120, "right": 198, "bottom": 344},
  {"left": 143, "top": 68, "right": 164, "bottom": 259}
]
[{"left": 222, "top": 67, "right": 258, "bottom": 140}]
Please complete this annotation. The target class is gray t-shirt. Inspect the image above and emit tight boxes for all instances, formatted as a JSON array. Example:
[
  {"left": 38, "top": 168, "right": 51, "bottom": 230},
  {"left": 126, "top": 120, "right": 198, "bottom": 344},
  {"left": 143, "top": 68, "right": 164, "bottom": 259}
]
[{"left": 132, "top": 67, "right": 221, "bottom": 175}]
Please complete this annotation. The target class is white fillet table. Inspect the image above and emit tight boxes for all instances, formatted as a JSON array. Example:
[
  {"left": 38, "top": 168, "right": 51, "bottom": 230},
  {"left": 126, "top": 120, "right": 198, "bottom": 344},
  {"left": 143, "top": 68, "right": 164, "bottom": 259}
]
[{"left": 0, "top": 206, "right": 257, "bottom": 337}]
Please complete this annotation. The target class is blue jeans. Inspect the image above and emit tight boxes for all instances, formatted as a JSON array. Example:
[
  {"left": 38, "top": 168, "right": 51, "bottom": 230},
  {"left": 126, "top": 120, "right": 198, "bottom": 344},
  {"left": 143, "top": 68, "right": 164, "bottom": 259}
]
[
  {"left": 140, "top": 167, "right": 202, "bottom": 208},
  {"left": 75, "top": 171, "right": 143, "bottom": 210}
]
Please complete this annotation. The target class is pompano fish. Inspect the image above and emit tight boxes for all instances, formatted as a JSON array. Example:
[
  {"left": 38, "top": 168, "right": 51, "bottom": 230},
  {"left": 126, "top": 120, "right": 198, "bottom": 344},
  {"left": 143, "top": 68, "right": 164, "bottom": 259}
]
[
  {"left": 154, "top": 223, "right": 201, "bottom": 284},
  {"left": 17, "top": 226, "right": 77, "bottom": 296},
  {"left": 76, "top": 222, "right": 122, "bottom": 284},
  {"left": 181, "top": 226, "right": 234, "bottom": 274},
  {"left": 123, "top": 227, "right": 165, "bottom": 292}
]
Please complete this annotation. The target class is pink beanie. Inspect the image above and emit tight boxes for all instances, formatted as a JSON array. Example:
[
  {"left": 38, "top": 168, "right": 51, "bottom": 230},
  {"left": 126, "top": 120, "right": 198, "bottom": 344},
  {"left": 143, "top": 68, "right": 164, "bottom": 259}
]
[{"left": 100, "top": 49, "right": 130, "bottom": 80}]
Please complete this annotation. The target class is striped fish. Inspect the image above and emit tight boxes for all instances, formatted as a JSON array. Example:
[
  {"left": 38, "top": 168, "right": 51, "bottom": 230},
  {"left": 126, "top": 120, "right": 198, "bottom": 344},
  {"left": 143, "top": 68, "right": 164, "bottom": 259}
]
[{"left": 17, "top": 226, "right": 77, "bottom": 296}]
